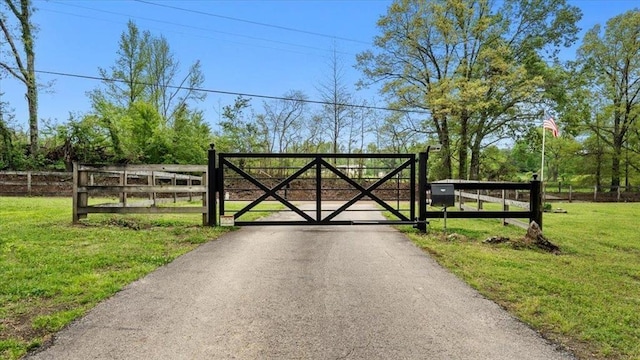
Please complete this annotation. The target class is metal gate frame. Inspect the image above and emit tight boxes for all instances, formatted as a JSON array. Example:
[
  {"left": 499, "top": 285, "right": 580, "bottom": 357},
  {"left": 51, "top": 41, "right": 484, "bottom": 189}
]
[
  {"left": 206, "top": 146, "right": 543, "bottom": 232},
  {"left": 208, "top": 149, "right": 416, "bottom": 227}
]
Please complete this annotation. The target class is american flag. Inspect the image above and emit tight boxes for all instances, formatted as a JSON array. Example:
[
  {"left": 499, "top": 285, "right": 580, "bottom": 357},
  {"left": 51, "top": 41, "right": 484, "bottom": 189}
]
[{"left": 543, "top": 117, "right": 559, "bottom": 138}]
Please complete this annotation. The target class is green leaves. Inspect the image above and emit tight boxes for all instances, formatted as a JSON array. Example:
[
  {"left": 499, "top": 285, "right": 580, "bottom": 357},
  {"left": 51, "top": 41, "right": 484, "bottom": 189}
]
[
  {"left": 357, "top": 0, "right": 582, "bottom": 179},
  {"left": 576, "top": 9, "right": 640, "bottom": 188},
  {"left": 81, "top": 20, "right": 210, "bottom": 165}
]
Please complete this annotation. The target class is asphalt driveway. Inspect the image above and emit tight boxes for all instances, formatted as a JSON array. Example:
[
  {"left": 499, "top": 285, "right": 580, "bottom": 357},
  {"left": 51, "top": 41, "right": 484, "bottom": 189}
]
[{"left": 27, "top": 203, "right": 574, "bottom": 359}]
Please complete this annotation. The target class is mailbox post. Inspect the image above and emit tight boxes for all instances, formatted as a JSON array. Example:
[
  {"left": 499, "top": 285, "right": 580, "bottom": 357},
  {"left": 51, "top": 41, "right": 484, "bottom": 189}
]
[{"left": 431, "top": 184, "right": 455, "bottom": 232}]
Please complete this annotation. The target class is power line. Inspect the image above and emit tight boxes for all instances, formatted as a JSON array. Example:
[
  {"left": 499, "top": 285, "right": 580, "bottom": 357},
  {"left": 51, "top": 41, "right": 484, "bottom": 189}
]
[
  {"left": 32, "top": 69, "right": 428, "bottom": 115},
  {"left": 38, "top": 8, "right": 344, "bottom": 59},
  {"left": 133, "top": 0, "right": 372, "bottom": 46},
  {"left": 46, "top": 1, "right": 357, "bottom": 57}
]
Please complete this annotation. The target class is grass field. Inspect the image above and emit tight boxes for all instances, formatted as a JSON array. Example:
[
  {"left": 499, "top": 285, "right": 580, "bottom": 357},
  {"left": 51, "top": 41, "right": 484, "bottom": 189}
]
[
  {"left": 0, "top": 197, "right": 270, "bottom": 360},
  {"left": 2, "top": 199, "right": 639, "bottom": 359},
  {"left": 396, "top": 202, "right": 640, "bottom": 360}
]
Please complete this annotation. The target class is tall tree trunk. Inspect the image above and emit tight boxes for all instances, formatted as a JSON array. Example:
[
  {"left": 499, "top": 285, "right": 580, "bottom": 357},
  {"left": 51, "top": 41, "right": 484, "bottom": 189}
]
[
  {"left": 0, "top": 0, "right": 38, "bottom": 156},
  {"left": 27, "top": 77, "right": 38, "bottom": 155},
  {"left": 625, "top": 145, "right": 630, "bottom": 188},
  {"left": 595, "top": 139, "right": 602, "bottom": 192},
  {"left": 611, "top": 139, "right": 622, "bottom": 192},
  {"left": 611, "top": 109, "right": 623, "bottom": 192},
  {"left": 439, "top": 120, "right": 452, "bottom": 180},
  {"left": 23, "top": 0, "right": 37, "bottom": 155},
  {"left": 458, "top": 112, "right": 468, "bottom": 180},
  {"left": 469, "top": 135, "right": 482, "bottom": 180}
]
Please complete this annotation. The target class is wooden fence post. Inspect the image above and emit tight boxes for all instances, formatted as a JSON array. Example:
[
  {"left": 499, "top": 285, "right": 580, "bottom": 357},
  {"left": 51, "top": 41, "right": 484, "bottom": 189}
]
[
  {"left": 617, "top": 186, "right": 621, "bottom": 202},
  {"left": 594, "top": 185, "right": 597, "bottom": 202},
  {"left": 147, "top": 173, "right": 153, "bottom": 201},
  {"left": 27, "top": 171, "right": 32, "bottom": 196},
  {"left": 78, "top": 165, "right": 88, "bottom": 220},
  {"left": 72, "top": 162, "right": 79, "bottom": 223},
  {"left": 120, "top": 171, "right": 128, "bottom": 207},
  {"left": 569, "top": 185, "right": 572, "bottom": 203},
  {"left": 172, "top": 173, "right": 177, "bottom": 203},
  {"left": 501, "top": 189, "right": 508, "bottom": 226},
  {"left": 477, "top": 189, "right": 482, "bottom": 210},
  {"left": 152, "top": 172, "right": 157, "bottom": 207}
]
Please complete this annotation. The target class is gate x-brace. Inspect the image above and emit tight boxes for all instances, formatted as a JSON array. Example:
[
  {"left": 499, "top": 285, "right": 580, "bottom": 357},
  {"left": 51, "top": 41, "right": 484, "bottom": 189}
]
[{"left": 206, "top": 146, "right": 543, "bottom": 232}]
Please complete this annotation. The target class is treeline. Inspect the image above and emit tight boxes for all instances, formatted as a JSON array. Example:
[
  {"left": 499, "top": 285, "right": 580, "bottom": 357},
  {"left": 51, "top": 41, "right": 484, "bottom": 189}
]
[{"left": 1, "top": 1, "right": 638, "bottom": 190}]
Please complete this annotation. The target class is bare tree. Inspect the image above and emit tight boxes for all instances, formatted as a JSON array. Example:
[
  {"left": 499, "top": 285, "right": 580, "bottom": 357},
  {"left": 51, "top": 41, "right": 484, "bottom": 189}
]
[
  {"left": 146, "top": 35, "right": 206, "bottom": 122},
  {"left": 257, "top": 90, "right": 307, "bottom": 153},
  {"left": 0, "top": 0, "right": 38, "bottom": 155},
  {"left": 316, "top": 45, "right": 352, "bottom": 155}
]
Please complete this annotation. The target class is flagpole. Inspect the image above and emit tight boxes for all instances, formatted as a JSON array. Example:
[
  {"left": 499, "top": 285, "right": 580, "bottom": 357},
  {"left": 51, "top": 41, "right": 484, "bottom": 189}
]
[
  {"left": 541, "top": 115, "right": 546, "bottom": 182},
  {"left": 541, "top": 111, "right": 547, "bottom": 208}
]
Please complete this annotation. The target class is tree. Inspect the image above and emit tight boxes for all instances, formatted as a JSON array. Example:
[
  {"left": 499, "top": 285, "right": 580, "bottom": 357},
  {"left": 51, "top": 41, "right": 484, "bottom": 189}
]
[
  {"left": 146, "top": 35, "right": 206, "bottom": 122},
  {"left": 214, "top": 96, "right": 264, "bottom": 155},
  {"left": 0, "top": 92, "right": 19, "bottom": 169},
  {"left": 317, "top": 46, "right": 353, "bottom": 155},
  {"left": 91, "top": 20, "right": 150, "bottom": 110},
  {"left": 45, "top": 113, "right": 111, "bottom": 170},
  {"left": 357, "top": 0, "right": 581, "bottom": 179},
  {"left": 88, "top": 20, "right": 208, "bottom": 163},
  {"left": 0, "top": 0, "right": 38, "bottom": 155},
  {"left": 168, "top": 105, "right": 211, "bottom": 164},
  {"left": 257, "top": 90, "right": 307, "bottom": 153},
  {"left": 577, "top": 9, "right": 640, "bottom": 191},
  {"left": 90, "top": 20, "right": 206, "bottom": 122}
]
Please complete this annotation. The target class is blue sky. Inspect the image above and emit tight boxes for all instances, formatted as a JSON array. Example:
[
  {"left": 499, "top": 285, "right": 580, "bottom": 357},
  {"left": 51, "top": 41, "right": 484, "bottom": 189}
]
[{"left": 1, "top": 0, "right": 638, "bottom": 132}]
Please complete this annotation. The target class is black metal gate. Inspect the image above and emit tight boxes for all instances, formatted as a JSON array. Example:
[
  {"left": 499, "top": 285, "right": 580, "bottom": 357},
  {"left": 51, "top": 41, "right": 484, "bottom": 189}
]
[
  {"left": 208, "top": 150, "right": 416, "bottom": 227},
  {"left": 206, "top": 146, "right": 543, "bottom": 231}
]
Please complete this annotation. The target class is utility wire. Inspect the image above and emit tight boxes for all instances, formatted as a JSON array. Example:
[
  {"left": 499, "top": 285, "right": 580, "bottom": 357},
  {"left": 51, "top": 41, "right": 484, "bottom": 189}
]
[
  {"left": 47, "top": 1, "right": 356, "bottom": 56},
  {"left": 39, "top": 7, "right": 346, "bottom": 58},
  {"left": 133, "top": 0, "right": 372, "bottom": 46},
  {"left": 32, "top": 69, "right": 428, "bottom": 115}
]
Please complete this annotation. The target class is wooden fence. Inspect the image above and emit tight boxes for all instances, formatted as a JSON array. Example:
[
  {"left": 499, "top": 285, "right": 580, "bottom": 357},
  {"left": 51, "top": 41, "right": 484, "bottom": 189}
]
[
  {"left": 455, "top": 188, "right": 531, "bottom": 229},
  {"left": 72, "top": 163, "right": 209, "bottom": 225},
  {"left": 0, "top": 171, "right": 73, "bottom": 196},
  {"left": 545, "top": 184, "right": 640, "bottom": 202}
]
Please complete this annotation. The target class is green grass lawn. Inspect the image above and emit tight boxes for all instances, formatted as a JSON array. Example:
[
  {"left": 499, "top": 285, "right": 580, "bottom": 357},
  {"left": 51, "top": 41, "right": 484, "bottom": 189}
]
[
  {"left": 396, "top": 202, "right": 640, "bottom": 360},
  {"left": 0, "top": 197, "right": 270, "bottom": 360}
]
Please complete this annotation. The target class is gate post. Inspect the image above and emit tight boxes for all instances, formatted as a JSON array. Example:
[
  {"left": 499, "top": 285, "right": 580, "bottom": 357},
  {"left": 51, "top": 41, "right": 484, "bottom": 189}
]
[
  {"left": 530, "top": 174, "right": 542, "bottom": 230},
  {"left": 207, "top": 144, "right": 217, "bottom": 226},
  {"left": 417, "top": 151, "right": 428, "bottom": 233}
]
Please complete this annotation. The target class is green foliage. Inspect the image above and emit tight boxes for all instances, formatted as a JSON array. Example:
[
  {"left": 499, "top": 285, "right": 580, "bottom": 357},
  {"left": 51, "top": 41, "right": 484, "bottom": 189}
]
[
  {"left": 165, "top": 107, "right": 211, "bottom": 164},
  {"left": 214, "top": 96, "right": 266, "bottom": 154},
  {"left": 576, "top": 9, "right": 640, "bottom": 188},
  {"left": 357, "top": 0, "right": 582, "bottom": 179},
  {"left": 478, "top": 146, "right": 518, "bottom": 181},
  {"left": 71, "top": 20, "right": 209, "bottom": 165}
]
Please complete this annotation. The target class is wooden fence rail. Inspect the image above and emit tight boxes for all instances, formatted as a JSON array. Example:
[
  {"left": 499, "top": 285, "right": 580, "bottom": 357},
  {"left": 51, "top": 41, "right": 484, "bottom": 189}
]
[
  {"left": 0, "top": 171, "right": 73, "bottom": 196},
  {"left": 455, "top": 189, "right": 530, "bottom": 229},
  {"left": 427, "top": 178, "right": 541, "bottom": 230},
  {"left": 0, "top": 169, "right": 203, "bottom": 197},
  {"left": 72, "top": 163, "right": 209, "bottom": 225}
]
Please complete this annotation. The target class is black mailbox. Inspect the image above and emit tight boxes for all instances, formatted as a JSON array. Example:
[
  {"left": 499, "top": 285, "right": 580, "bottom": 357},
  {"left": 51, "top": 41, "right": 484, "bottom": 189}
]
[{"left": 431, "top": 184, "right": 455, "bottom": 207}]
